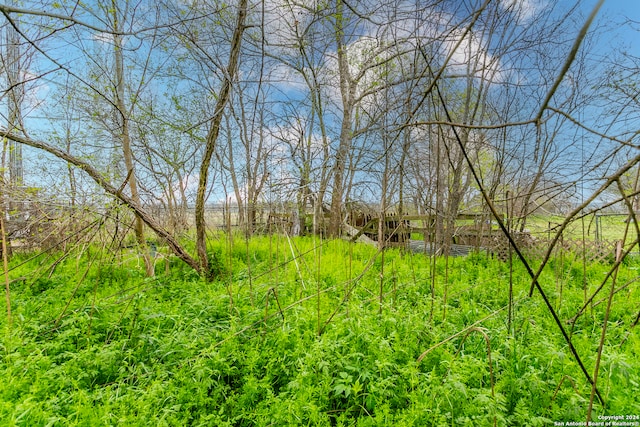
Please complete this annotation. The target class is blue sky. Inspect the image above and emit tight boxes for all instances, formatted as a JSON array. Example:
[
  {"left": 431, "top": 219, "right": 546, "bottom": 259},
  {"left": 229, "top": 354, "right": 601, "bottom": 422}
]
[
  {"left": 597, "top": 0, "right": 639, "bottom": 56},
  {"left": 6, "top": 0, "right": 640, "bottom": 195}
]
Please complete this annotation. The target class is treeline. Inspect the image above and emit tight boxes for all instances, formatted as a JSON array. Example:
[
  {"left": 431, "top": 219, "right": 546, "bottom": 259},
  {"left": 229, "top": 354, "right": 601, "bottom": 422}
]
[{"left": 1, "top": 0, "right": 638, "bottom": 277}]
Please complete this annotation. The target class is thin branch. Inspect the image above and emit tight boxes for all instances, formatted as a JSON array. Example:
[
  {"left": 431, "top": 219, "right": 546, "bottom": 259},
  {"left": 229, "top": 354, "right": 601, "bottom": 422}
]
[
  {"left": 432, "top": 76, "right": 606, "bottom": 405},
  {"left": 0, "top": 3, "right": 228, "bottom": 38},
  {"left": 535, "top": 0, "right": 604, "bottom": 122},
  {"left": 0, "top": 129, "right": 201, "bottom": 274}
]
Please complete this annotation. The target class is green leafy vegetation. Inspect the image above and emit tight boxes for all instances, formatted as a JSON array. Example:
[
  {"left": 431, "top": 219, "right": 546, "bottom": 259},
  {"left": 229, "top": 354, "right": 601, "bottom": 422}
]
[{"left": 1, "top": 236, "right": 639, "bottom": 425}]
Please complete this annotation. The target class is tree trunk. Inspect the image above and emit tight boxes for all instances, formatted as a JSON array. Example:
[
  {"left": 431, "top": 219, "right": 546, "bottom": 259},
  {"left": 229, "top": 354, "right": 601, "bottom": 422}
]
[
  {"left": 112, "top": 1, "right": 154, "bottom": 277},
  {"left": 4, "top": 131, "right": 201, "bottom": 274},
  {"left": 328, "top": 0, "right": 354, "bottom": 237},
  {"left": 194, "top": 0, "right": 247, "bottom": 279}
]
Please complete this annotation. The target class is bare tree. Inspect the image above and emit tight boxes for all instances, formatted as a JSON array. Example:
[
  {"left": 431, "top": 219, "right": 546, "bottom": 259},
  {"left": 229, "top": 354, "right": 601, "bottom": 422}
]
[
  {"left": 192, "top": 0, "right": 247, "bottom": 278},
  {"left": 106, "top": 0, "right": 155, "bottom": 275}
]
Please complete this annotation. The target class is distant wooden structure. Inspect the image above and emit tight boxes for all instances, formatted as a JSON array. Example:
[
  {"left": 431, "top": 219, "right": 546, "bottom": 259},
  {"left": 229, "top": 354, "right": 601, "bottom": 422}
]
[
  {"left": 347, "top": 211, "right": 410, "bottom": 246},
  {"left": 345, "top": 210, "right": 501, "bottom": 255}
]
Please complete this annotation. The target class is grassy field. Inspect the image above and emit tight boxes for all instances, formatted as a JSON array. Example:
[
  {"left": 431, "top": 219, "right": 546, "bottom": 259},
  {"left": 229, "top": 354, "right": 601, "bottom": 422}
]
[
  {"left": 401, "top": 211, "right": 634, "bottom": 246},
  {"left": 1, "top": 234, "right": 639, "bottom": 425},
  {"left": 525, "top": 213, "right": 632, "bottom": 242}
]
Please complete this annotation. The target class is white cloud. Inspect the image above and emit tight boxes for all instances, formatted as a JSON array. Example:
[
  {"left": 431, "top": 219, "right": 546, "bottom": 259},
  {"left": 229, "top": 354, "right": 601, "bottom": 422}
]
[
  {"left": 262, "top": 0, "right": 318, "bottom": 49},
  {"left": 92, "top": 31, "right": 116, "bottom": 45},
  {"left": 499, "top": 0, "right": 546, "bottom": 24},
  {"left": 163, "top": 173, "right": 199, "bottom": 204},
  {"left": 20, "top": 71, "right": 49, "bottom": 111},
  {"left": 267, "top": 63, "right": 308, "bottom": 93},
  {"left": 441, "top": 28, "right": 505, "bottom": 83}
]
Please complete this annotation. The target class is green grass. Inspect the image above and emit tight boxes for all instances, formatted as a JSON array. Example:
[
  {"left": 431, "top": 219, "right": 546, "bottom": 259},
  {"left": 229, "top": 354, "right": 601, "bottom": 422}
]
[
  {"left": 525, "top": 213, "right": 631, "bottom": 242},
  {"left": 1, "top": 235, "right": 639, "bottom": 425}
]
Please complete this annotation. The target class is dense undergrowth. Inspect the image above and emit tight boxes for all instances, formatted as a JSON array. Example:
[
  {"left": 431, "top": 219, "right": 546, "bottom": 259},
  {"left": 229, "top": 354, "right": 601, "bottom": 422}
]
[{"left": 1, "top": 234, "right": 639, "bottom": 426}]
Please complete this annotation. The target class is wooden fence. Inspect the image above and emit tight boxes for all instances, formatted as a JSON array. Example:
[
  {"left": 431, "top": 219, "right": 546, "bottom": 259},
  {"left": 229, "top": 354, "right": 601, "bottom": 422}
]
[
  {"left": 487, "top": 234, "right": 621, "bottom": 263},
  {"left": 343, "top": 212, "right": 625, "bottom": 263}
]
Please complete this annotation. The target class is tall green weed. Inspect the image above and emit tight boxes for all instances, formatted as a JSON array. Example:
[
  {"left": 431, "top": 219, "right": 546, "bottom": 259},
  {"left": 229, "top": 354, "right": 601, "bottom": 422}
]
[{"left": 0, "top": 237, "right": 638, "bottom": 425}]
